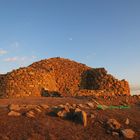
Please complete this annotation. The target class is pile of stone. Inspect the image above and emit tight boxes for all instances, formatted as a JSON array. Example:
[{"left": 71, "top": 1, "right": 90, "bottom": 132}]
[
  {"left": 80, "top": 68, "right": 130, "bottom": 95},
  {"left": 8, "top": 103, "right": 49, "bottom": 118},
  {"left": 0, "top": 74, "right": 6, "bottom": 97},
  {"left": 7, "top": 102, "right": 92, "bottom": 127},
  {"left": 50, "top": 103, "right": 87, "bottom": 127},
  {"left": 0, "top": 66, "right": 57, "bottom": 98},
  {"left": 0, "top": 57, "right": 130, "bottom": 98},
  {"left": 106, "top": 118, "right": 135, "bottom": 139}
]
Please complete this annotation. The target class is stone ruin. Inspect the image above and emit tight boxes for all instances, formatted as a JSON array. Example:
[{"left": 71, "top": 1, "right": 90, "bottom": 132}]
[
  {"left": 0, "top": 57, "right": 130, "bottom": 98},
  {"left": 79, "top": 68, "right": 130, "bottom": 96}
]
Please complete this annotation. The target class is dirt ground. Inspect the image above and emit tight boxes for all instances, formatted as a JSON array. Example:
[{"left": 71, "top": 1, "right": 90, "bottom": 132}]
[{"left": 0, "top": 96, "right": 140, "bottom": 140}]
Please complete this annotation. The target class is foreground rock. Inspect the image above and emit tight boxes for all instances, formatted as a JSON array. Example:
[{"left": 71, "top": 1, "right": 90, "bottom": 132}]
[
  {"left": 125, "top": 118, "right": 130, "bottom": 125},
  {"left": 8, "top": 111, "right": 21, "bottom": 117},
  {"left": 0, "top": 96, "right": 139, "bottom": 140},
  {"left": 121, "top": 129, "right": 135, "bottom": 139},
  {"left": 86, "top": 102, "right": 94, "bottom": 108},
  {"left": 51, "top": 103, "right": 87, "bottom": 127},
  {"left": 26, "top": 111, "right": 35, "bottom": 118},
  {"left": 9, "top": 104, "right": 21, "bottom": 111},
  {"left": 80, "top": 111, "right": 87, "bottom": 127},
  {"left": 39, "top": 104, "right": 49, "bottom": 109},
  {"left": 106, "top": 119, "right": 121, "bottom": 131}
]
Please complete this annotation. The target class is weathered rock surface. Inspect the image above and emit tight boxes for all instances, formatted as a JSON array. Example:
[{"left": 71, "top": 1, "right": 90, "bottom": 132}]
[
  {"left": 0, "top": 57, "right": 130, "bottom": 97},
  {"left": 106, "top": 119, "right": 121, "bottom": 131},
  {"left": 39, "top": 104, "right": 49, "bottom": 109},
  {"left": 57, "top": 110, "right": 67, "bottom": 118},
  {"left": 87, "top": 102, "right": 94, "bottom": 108},
  {"left": 51, "top": 103, "right": 87, "bottom": 127},
  {"left": 8, "top": 111, "right": 21, "bottom": 117},
  {"left": 34, "top": 106, "right": 42, "bottom": 113},
  {"left": 121, "top": 129, "right": 135, "bottom": 139},
  {"left": 125, "top": 118, "right": 130, "bottom": 125},
  {"left": 9, "top": 104, "right": 21, "bottom": 111},
  {"left": 81, "top": 111, "right": 87, "bottom": 127},
  {"left": 26, "top": 111, "right": 35, "bottom": 118}
]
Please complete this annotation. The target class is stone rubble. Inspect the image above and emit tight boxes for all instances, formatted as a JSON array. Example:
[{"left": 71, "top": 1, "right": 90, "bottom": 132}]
[
  {"left": 106, "top": 118, "right": 136, "bottom": 139},
  {"left": 51, "top": 103, "right": 88, "bottom": 127},
  {"left": 106, "top": 119, "right": 121, "bottom": 131},
  {"left": 6, "top": 101, "right": 137, "bottom": 138},
  {"left": 0, "top": 57, "right": 130, "bottom": 98}
]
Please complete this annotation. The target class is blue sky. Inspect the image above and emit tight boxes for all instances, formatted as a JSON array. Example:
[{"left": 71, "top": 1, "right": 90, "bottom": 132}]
[{"left": 0, "top": 0, "right": 140, "bottom": 90}]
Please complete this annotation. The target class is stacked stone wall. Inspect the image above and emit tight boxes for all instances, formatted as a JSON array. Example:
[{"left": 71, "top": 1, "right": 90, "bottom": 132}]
[
  {"left": 0, "top": 67, "right": 57, "bottom": 98},
  {"left": 0, "top": 57, "right": 130, "bottom": 98},
  {"left": 80, "top": 68, "right": 130, "bottom": 95}
]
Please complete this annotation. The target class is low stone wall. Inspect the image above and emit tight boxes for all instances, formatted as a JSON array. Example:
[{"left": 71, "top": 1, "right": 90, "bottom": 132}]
[{"left": 0, "top": 58, "right": 130, "bottom": 98}]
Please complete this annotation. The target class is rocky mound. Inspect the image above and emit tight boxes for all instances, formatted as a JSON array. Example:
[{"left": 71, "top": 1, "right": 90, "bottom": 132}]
[{"left": 0, "top": 57, "right": 130, "bottom": 98}]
